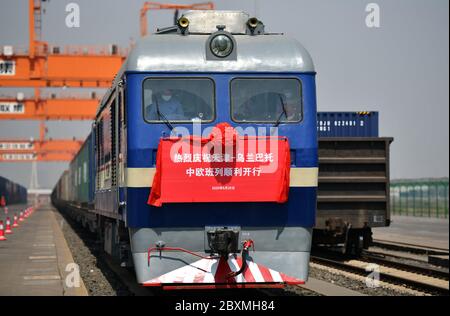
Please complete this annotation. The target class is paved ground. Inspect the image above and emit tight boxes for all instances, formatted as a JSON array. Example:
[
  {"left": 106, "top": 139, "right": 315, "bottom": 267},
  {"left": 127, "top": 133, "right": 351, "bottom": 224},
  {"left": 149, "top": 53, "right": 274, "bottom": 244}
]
[
  {"left": 301, "top": 276, "right": 366, "bottom": 296},
  {"left": 373, "top": 215, "right": 449, "bottom": 250},
  {"left": 0, "top": 203, "right": 88, "bottom": 296}
]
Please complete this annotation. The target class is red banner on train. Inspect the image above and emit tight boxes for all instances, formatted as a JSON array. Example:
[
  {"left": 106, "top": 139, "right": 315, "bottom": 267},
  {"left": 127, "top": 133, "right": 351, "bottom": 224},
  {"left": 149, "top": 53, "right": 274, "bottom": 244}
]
[{"left": 148, "top": 128, "right": 290, "bottom": 207}]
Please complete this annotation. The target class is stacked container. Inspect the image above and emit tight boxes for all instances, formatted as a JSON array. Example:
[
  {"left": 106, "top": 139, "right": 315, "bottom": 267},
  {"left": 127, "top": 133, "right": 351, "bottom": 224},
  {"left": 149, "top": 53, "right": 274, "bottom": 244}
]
[{"left": 317, "top": 112, "right": 379, "bottom": 138}]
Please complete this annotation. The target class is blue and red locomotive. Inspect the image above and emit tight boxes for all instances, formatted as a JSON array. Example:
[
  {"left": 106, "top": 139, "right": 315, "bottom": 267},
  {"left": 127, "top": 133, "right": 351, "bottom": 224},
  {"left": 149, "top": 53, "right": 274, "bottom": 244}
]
[{"left": 52, "top": 10, "right": 318, "bottom": 288}]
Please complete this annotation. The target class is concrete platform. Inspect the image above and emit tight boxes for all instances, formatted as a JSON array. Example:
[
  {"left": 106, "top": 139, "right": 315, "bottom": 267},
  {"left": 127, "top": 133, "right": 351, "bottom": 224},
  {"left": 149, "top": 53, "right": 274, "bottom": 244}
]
[
  {"left": 373, "top": 215, "right": 449, "bottom": 250},
  {"left": 301, "top": 277, "right": 366, "bottom": 296},
  {"left": 0, "top": 203, "right": 88, "bottom": 296}
]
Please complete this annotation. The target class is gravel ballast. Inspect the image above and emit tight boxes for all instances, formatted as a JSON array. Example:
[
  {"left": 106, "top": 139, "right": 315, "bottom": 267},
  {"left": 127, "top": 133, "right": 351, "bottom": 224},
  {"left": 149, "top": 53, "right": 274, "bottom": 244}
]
[
  {"left": 309, "top": 265, "right": 417, "bottom": 296},
  {"left": 54, "top": 210, "right": 133, "bottom": 296}
]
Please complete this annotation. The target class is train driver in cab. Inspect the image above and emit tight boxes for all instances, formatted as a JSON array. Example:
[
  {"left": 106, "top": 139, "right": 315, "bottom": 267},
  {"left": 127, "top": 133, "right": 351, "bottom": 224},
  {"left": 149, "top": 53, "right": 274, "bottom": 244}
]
[
  {"left": 281, "top": 91, "right": 301, "bottom": 122},
  {"left": 145, "top": 89, "right": 185, "bottom": 121}
]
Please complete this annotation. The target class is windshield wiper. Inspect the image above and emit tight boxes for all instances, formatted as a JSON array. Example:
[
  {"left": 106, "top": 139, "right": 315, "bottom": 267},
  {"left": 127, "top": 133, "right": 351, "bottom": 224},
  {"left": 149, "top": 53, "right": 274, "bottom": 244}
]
[
  {"left": 155, "top": 97, "right": 174, "bottom": 131},
  {"left": 273, "top": 94, "right": 288, "bottom": 128}
]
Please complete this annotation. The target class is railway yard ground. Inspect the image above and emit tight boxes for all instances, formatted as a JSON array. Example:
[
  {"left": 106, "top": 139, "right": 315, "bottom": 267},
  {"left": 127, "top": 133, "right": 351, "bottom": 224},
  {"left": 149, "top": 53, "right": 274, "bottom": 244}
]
[
  {"left": 0, "top": 202, "right": 448, "bottom": 297},
  {"left": 0, "top": 203, "right": 88, "bottom": 295},
  {"left": 373, "top": 215, "right": 449, "bottom": 250}
]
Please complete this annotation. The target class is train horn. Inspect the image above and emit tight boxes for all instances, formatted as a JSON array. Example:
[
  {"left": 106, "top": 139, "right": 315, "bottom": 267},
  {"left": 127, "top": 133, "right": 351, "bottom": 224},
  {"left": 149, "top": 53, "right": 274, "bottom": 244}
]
[
  {"left": 177, "top": 17, "right": 189, "bottom": 29},
  {"left": 247, "top": 17, "right": 259, "bottom": 29}
]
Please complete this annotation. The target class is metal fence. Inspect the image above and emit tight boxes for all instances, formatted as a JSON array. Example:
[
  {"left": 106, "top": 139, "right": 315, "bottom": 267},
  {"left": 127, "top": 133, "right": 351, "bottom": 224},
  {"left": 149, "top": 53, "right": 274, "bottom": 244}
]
[{"left": 390, "top": 179, "right": 449, "bottom": 218}]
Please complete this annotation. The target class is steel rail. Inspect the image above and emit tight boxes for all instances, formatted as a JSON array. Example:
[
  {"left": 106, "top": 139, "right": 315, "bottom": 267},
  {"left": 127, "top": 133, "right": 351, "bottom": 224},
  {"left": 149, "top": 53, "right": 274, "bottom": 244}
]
[{"left": 310, "top": 255, "right": 449, "bottom": 296}]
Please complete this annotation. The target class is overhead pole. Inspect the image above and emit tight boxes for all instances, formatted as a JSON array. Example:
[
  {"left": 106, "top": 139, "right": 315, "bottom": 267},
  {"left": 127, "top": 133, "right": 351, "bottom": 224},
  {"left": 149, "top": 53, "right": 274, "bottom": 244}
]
[
  {"left": 29, "top": 0, "right": 35, "bottom": 58},
  {"left": 29, "top": 161, "right": 39, "bottom": 189}
]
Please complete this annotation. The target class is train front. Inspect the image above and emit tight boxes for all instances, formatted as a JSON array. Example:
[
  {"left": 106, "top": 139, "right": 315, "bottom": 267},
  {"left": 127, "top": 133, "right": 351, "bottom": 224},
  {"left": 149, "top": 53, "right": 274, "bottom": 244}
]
[{"left": 124, "top": 11, "right": 318, "bottom": 289}]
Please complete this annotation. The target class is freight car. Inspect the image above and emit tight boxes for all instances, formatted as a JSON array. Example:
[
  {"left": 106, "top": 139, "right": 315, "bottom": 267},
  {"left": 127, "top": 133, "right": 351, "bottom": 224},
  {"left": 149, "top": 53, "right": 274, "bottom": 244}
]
[
  {"left": 53, "top": 11, "right": 318, "bottom": 288},
  {"left": 0, "top": 175, "right": 27, "bottom": 206},
  {"left": 315, "top": 112, "right": 393, "bottom": 254}
]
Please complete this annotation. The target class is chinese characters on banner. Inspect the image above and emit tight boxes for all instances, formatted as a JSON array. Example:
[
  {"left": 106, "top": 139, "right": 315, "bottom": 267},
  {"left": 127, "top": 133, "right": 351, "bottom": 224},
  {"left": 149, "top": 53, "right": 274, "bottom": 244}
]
[{"left": 148, "top": 136, "right": 291, "bottom": 207}]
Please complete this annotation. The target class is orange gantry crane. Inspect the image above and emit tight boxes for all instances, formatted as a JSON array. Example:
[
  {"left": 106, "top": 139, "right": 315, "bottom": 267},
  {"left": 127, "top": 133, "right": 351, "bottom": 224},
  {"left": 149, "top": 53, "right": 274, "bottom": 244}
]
[
  {"left": 140, "top": 1, "right": 215, "bottom": 37},
  {"left": 0, "top": 0, "right": 126, "bottom": 88},
  {"left": 0, "top": 0, "right": 127, "bottom": 162}
]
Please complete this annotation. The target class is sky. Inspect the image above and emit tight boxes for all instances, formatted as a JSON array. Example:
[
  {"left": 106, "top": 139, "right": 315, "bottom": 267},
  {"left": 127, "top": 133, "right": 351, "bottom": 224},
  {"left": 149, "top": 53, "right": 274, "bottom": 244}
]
[{"left": 0, "top": 0, "right": 448, "bottom": 189}]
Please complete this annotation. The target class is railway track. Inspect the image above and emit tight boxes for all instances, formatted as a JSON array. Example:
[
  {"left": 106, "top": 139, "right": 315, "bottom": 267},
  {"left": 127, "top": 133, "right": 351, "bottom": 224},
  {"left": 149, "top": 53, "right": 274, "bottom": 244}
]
[
  {"left": 59, "top": 204, "right": 449, "bottom": 297},
  {"left": 361, "top": 250, "right": 449, "bottom": 280},
  {"left": 372, "top": 239, "right": 449, "bottom": 256},
  {"left": 310, "top": 253, "right": 449, "bottom": 296}
]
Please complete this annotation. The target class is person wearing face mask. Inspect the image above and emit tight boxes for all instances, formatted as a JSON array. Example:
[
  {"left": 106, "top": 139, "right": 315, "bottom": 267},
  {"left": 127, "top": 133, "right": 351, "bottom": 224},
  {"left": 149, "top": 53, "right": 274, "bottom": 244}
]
[{"left": 146, "top": 89, "right": 185, "bottom": 121}]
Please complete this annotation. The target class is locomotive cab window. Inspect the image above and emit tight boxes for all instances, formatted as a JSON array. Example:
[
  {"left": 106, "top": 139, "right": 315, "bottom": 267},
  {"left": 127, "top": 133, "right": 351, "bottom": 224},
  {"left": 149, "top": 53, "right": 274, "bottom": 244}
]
[
  {"left": 231, "top": 78, "right": 302, "bottom": 123},
  {"left": 143, "top": 78, "right": 215, "bottom": 123}
]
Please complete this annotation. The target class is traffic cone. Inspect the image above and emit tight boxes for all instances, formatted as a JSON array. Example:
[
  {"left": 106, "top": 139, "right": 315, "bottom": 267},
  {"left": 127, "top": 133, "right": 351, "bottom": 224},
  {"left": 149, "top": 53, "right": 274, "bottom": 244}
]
[
  {"left": 12, "top": 215, "right": 19, "bottom": 228},
  {"left": 0, "top": 221, "right": 6, "bottom": 241},
  {"left": 24, "top": 209, "right": 29, "bottom": 218},
  {"left": 19, "top": 211, "right": 24, "bottom": 222},
  {"left": 5, "top": 217, "right": 12, "bottom": 234}
]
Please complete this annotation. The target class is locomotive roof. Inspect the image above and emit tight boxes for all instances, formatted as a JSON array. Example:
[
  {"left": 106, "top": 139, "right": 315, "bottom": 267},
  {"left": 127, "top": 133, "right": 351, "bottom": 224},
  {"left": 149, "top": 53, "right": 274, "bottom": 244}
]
[
  {"left": 122, "top": 10, "right": 314, "bottom": 74},
  {"left": 100, "top": 11, "right": 315, "bottom": 114},
  {"left": 122, "top": 33, "right": 315, "bottom": 73}
]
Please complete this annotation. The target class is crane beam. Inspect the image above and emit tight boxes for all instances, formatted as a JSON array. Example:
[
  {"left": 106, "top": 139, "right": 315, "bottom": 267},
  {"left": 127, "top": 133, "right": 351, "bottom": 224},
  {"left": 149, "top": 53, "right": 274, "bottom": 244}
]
[
  {"left": 0, "top": 139, "right": 83, "bottom": 162},
  {"left": 0, "top": 139, "right": 83, "bottom": 152},
  {"left": 0, "top": 152, "right": 76, "bottom": 162},
  {"left": 0, "top": 54, "right": 124, "bottom": 88},
  {"left": 0, "top": 97, "right": 99, "bottom": 120}
]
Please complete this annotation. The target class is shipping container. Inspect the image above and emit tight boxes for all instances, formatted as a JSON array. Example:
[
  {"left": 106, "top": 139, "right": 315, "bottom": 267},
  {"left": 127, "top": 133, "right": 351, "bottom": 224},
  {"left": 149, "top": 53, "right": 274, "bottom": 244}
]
[
  {"left": 317, "top": 112, "right": 379, "bottom": 138},
  {"left": 0, "top": 175, "right": 27, "bottom": 205},
  {"left": 87, "top": 132, "right": 95, "bottom": 204},
  {"left": 69, "top": 132, "right": 93, "bottom": 205},
  {"left": 57, "top": 170, "right": 70, "bottom": 202}
]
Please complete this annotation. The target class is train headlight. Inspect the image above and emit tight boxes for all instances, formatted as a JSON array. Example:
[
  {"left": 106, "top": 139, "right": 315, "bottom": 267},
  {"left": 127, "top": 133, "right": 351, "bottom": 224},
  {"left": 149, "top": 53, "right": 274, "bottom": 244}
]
[{"left": 209, "top": 34, "right": 234, "bottom": 58}]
